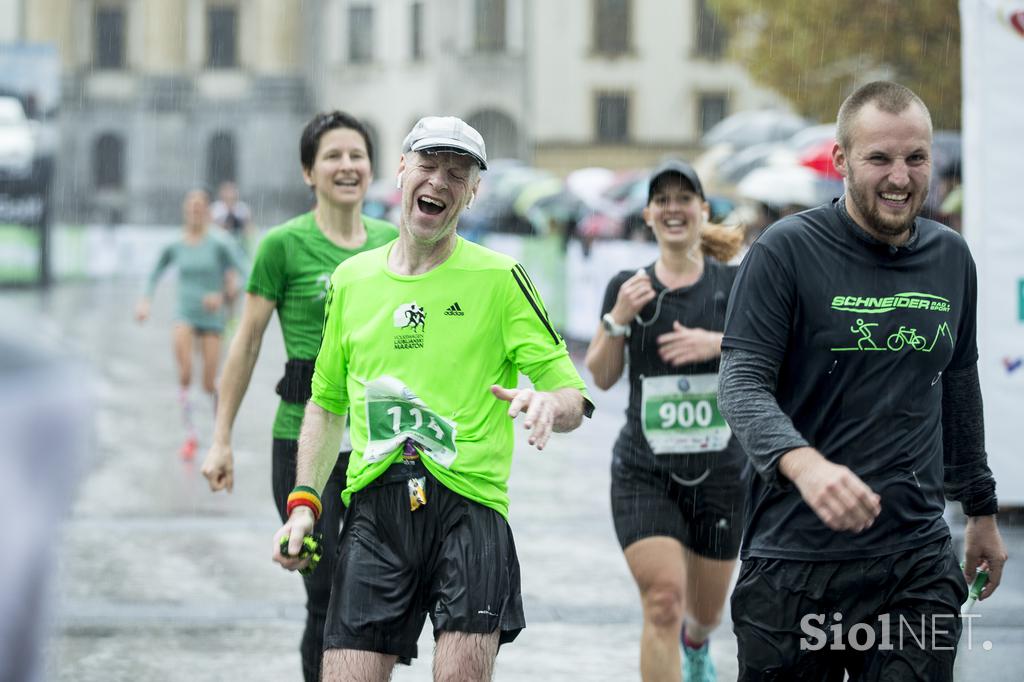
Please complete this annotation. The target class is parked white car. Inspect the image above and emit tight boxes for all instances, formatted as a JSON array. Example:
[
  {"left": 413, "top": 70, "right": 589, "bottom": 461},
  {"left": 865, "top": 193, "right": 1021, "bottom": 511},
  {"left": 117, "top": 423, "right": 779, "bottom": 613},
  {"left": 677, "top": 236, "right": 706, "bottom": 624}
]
[{"left": 0, "top": 96, "right": 37, "bottom": 191}]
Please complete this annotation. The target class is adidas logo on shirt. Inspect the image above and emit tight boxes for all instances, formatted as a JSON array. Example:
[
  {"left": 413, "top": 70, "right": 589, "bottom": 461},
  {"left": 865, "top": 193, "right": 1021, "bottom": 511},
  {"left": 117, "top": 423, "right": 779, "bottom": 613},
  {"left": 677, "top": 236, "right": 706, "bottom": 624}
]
[{"left": 444, "top": 302, "right": 465, "bottom": 316}]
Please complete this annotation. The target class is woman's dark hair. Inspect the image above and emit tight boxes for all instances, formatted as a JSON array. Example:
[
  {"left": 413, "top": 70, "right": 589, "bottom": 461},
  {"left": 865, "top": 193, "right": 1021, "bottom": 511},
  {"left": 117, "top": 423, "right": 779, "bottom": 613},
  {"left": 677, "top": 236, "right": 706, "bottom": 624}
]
[{"left": 299, "top": 111, "right": 374, "bottom": 171}]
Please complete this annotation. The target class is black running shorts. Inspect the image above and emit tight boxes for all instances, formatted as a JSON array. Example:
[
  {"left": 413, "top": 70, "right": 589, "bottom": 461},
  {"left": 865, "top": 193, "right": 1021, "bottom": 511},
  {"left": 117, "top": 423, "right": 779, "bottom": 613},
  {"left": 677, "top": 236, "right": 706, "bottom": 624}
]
[
  {"left": 322, "top": 458, "right": 525, "bottom": 661},
  {"left": 610, "top": 456, "right": 745, "bottom": 560},
  {"left": 732, "top": 537, "right": 967, "bottom": 681}
]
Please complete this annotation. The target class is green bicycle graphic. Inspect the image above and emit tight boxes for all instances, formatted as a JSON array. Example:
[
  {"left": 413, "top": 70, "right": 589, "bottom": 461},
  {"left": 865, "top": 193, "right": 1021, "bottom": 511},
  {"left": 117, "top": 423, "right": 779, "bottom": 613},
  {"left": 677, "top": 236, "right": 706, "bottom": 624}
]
[{"left": 886, "top": 326, "right": 928, "bottom": 351}]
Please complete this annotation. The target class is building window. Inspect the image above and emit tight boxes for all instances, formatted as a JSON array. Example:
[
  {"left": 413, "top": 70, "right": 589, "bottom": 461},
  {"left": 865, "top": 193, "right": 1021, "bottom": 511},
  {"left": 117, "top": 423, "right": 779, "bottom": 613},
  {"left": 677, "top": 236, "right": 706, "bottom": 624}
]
[
  {"left": 361, "top": 121, "right": 379, "bottom": 170},
  {"left": 94, "top": 6, "right": 125, "bottom": 69},
  {"left": 698, "top": 93, "right": 728, "bottom": 135},
  {"left": 466, "top": 109, "right": 520, "bottom": 160},
  {"left": 694, "top": 0, "right": 727, "bottom": 59},
  {"left": 474, "top": 0, "right": 506, "bottom": 52},
  {"left": 595, "top": 92, "right": 630, "bottom": 142},
  {"left": 94, "top": 133, "right": 125, "bottom": 189},
  {"left": 593, "top": 0, "right": 631, "bottom": 56},
  {"left": 207, "top": 132, "right": 236, "bottom": 188},
  {"left": 410, "top": 2, "right": 424, "bottom": 61},
  {"left": 207, "top": 6, "right": 238, "bottom": 68},
  {"left": 349, "top": 6, "right": 374, "bottom": 63}
]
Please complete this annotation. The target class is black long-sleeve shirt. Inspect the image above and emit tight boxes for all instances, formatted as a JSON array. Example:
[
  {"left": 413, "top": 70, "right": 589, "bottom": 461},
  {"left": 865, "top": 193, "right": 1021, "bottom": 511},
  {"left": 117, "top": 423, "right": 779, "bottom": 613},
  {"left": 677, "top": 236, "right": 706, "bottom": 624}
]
[{"left": 719, "top": 199, "right": 997, "bottom": 560}]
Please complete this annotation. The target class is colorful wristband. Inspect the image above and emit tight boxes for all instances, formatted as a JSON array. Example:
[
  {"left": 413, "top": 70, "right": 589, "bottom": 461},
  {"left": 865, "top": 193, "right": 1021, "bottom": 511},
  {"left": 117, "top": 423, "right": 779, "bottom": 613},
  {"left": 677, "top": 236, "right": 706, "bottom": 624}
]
[{"left": 286, "top": 486, "right": 322, "bottom": 523}]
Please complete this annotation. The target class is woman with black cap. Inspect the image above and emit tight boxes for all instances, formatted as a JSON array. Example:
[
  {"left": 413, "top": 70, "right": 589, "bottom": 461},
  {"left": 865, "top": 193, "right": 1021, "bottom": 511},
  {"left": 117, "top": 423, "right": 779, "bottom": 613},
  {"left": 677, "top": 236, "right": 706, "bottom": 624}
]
[{"left": 585, "top": 160, "right": 747, "bottom": 682}]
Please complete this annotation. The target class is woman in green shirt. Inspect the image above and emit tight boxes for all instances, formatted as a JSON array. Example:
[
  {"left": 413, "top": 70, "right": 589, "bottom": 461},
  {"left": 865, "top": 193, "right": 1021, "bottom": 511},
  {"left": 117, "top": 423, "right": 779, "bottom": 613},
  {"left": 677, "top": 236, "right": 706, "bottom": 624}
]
[{"left": 199, "top": 111, "right": 397, "bottom": 682}]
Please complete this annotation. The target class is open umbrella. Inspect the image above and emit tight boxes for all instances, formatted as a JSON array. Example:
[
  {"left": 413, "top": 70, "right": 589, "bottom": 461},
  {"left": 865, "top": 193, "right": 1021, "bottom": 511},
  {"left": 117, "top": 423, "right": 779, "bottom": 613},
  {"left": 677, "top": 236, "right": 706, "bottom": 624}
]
[
  {"left": 737, "top": 165, "right": 842, "bottom": 209},
  {"left": 798, "top": 138, "right": 842, "bottom": 180},
  {"left": 566, "top": 167, "right": 617, "bottom": 211},
  {"left": 702, "top": 110, "right": 809, "bottom": 150},
  {"left": 512, "top": 176, "right": 565, "bottom": 235}
]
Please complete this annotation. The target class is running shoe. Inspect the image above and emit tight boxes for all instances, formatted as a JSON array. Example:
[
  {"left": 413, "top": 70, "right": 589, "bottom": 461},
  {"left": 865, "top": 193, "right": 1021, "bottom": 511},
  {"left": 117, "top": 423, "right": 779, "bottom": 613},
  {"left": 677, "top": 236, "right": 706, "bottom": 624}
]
[
  {"left": 180, "top": 436, "right": 198, "bottom": 461},
  {"left": 683, "top": 638, "right": 716, "bottom": 682}
]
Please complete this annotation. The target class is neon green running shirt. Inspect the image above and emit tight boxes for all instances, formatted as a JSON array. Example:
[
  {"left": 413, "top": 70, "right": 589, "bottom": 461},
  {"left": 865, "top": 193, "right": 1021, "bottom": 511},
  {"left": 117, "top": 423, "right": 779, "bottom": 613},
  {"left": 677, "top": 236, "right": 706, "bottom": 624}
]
[
  {"left": 247, "top": 212, "right": 398, "bottom": 439},
  {"left": 311, "top": 236, "right": 590, "bottom": 519}
]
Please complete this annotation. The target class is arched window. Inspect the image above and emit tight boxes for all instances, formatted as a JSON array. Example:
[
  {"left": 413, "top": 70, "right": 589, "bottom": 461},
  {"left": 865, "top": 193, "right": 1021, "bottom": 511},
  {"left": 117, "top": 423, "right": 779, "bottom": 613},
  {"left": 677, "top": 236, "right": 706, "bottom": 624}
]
[
  {"left": 207, "top": 131, "right": 236, "bottom": 188},
  {"left": 94, "top": 133, "right": 125, "bottom": 189},
  {"left": 465, "top": 109, "right": 520, "bottom": 160}
]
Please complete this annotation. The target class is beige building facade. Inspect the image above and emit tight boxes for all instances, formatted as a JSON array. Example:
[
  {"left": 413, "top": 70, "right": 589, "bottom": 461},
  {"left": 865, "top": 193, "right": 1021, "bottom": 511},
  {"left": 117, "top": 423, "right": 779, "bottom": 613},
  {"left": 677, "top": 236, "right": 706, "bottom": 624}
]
[
  {"left": 317, "top": 0, "right": 785, "bottom": 179},
  {"left": 6, "top": 0, "right": 786, "bottom": 224},
  {"left": 14, "top": 0, "right": 312, "bottom": 224}
]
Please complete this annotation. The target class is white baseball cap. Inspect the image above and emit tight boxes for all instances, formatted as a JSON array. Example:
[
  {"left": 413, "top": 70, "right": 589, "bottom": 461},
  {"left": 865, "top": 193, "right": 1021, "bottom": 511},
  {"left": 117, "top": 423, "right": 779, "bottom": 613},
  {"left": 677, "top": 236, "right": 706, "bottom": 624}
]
[{"left": 402, "top": 116, "right": 488, "bottom": 170}]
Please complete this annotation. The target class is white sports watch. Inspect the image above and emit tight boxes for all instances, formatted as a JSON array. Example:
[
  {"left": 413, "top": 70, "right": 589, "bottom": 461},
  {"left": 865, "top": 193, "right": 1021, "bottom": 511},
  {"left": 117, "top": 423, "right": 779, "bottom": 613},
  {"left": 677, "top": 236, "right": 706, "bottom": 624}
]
[{"left": 602, "top": 313, "right": 631, "bottom": 338}]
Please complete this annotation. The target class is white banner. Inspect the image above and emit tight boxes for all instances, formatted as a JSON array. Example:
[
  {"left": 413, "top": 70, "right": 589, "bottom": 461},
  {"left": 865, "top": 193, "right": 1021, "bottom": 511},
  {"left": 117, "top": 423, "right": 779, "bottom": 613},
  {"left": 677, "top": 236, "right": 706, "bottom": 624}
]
[
  {"left": 565, "top": 239, "right": 660, "bottom": 342},
  {"left": 961, "top": 0, "right": 1024, "bottom": 504}
]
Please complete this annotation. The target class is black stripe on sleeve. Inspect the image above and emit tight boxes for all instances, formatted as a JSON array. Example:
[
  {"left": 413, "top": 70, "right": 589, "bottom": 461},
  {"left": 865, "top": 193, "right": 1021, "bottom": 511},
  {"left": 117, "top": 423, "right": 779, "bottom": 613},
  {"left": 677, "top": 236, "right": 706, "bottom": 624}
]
[
  {"left": 510, "top": 266, "right": 561, "bottom": 345},
  {"left": 514, "top": 263, "right": 551, "bottom": 323},
  {"left": 514, "top": 263, "right": 541, "bottom": 301},
  {"left": 515, "top": 263, "right": 560, "bottom": 341}
]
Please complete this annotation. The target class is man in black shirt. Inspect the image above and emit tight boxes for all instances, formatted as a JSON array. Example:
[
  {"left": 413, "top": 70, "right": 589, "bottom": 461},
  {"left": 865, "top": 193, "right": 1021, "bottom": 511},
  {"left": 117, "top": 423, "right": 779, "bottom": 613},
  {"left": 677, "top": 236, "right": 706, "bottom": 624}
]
[{"left": 719, "top": 81, "right": 1007, "bottom": 680}]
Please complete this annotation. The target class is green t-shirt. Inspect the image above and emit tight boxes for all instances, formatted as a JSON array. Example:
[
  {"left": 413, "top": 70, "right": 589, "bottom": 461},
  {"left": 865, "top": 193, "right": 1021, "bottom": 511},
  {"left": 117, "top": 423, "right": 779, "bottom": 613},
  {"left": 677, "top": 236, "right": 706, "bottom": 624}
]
[
  {"left": 145, "top": 232, "right": 247, "bottom": 332},
  {"left": 311, "top": 236, "right": 590, "bottom": 519},
  {"left": 247, "top": 212, "right": 398, "bottom": 439}
]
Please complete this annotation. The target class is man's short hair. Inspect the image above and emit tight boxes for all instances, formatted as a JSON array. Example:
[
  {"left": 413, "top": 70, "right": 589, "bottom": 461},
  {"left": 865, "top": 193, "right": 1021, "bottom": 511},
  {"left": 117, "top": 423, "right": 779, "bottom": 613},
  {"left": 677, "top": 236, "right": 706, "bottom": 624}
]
[{"left": 835, "top": 81, "right": 933, "bottom": 150}]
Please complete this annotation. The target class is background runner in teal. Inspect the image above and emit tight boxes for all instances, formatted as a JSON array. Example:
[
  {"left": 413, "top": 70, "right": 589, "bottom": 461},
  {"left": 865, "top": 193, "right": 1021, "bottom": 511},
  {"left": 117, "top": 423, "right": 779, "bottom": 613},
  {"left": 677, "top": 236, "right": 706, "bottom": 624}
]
[{"left": 135, "top": 189, "right": 246, "bottom": 461}]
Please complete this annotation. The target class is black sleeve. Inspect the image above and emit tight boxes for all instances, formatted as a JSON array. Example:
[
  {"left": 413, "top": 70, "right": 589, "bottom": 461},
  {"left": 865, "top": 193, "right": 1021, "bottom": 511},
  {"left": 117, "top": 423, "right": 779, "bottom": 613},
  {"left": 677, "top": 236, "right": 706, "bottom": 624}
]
[
  {"left": 718, "top": 348, "right": 809, "bottom": 490},
  {"left": 942, "top": 363, "right": 997, "bottom": 516},
  {"left": 948, "top": 246, "right": 980, "bottom": 370},
  {"left": 722, "top": 241, "right": 795, "bottom": 363}
]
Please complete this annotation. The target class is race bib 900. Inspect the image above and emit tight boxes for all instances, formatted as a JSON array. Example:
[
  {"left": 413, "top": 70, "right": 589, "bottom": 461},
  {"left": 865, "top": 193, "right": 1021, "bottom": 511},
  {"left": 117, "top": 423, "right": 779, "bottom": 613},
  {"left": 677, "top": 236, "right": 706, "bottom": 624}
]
[
  {"left": 363, "top": 376, "right": 457, "bottom": 467},
  {"left": 640, "top": 374, "right": 731, "bottom": 455}
]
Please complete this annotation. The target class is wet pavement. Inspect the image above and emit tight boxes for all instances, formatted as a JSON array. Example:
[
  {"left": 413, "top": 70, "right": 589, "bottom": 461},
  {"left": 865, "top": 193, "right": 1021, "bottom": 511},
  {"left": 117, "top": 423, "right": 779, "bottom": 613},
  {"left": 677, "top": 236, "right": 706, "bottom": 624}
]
[{"left": 1, "top": 278, "right": 1021, "bottom": 681}]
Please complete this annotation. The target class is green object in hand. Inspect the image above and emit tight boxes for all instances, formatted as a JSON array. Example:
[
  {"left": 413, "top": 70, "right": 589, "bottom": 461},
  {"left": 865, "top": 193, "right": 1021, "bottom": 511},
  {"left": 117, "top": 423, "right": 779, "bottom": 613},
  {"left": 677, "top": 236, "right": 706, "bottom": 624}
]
[
  {"left": 960, "top": 562, "right": 990, "bottom": 614},
  {"left": 968, "top": 568, "right": 990, "bottom": 601},
  {"left": 280, "top": 533, "right": 323, "bottom": 576}
]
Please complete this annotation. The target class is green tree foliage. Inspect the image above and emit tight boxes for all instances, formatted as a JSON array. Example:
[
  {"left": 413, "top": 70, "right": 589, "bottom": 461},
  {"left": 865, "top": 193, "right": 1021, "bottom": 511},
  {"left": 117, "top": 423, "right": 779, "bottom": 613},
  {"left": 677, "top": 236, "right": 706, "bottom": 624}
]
[{"left": 707, "top": 0, "right": 961, "bottom": 128}]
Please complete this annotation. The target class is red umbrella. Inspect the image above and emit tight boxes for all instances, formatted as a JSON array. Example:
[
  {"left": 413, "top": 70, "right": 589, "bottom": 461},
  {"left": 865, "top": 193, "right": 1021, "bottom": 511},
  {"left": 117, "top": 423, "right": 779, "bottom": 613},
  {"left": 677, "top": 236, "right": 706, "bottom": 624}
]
[{"left": 799, "top": 138, "right": 843, "bottom": 180}]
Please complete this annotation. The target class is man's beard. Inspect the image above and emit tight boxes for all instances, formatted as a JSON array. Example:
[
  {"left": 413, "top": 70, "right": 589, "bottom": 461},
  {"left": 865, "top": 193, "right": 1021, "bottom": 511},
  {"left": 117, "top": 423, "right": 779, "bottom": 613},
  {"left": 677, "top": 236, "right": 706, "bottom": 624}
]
[{"left": 847, "top": 167, "right": 926, "bottom": 239}]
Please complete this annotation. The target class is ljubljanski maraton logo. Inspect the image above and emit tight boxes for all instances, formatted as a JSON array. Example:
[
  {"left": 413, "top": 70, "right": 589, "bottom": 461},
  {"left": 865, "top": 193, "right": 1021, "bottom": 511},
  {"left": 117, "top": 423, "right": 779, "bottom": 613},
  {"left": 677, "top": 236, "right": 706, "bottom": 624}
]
[{"left": 393, "top": 302, "right": 426, "bottom": 349}]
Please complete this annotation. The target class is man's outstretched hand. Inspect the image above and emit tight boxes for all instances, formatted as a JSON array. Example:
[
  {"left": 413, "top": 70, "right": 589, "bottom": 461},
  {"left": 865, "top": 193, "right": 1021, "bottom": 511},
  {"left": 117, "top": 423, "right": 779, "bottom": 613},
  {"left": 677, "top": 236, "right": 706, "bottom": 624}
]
[{"left": 491, "top": 385, "right": 559, "bottom": 450}]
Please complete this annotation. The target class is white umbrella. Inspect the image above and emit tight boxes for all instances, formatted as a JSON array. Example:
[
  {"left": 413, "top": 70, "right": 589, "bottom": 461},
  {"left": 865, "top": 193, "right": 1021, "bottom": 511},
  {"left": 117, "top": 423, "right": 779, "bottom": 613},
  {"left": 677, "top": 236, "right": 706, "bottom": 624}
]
[
  {"left": 702, "top": 110, "right": 808, "bottom": 150},
  {"left": 737, "top": 164, "right": 842, "bottom": 208},
  {"left": 566, "top": 167, "right": 617, "bottom": 210}
]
